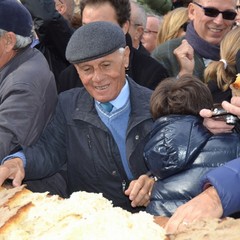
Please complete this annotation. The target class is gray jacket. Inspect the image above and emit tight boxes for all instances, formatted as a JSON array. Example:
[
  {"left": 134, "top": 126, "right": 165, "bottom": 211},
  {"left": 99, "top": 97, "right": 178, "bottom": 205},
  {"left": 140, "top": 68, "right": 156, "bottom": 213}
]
[
  {"left": 24, "top": 78, "right": 153, "bottom": 212},
  {"left": 151, "top": 37, "right": 206, "bottom": 80},
  {"left": 0, "top": 46, "right": 57, "bottom": 160}
]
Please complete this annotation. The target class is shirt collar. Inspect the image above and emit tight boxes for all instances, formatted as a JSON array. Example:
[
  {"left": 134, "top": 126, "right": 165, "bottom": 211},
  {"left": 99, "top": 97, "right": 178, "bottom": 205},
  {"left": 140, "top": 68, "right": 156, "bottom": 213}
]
[{"left": 96, "top": 79, "right": 130, "bottom": 110}]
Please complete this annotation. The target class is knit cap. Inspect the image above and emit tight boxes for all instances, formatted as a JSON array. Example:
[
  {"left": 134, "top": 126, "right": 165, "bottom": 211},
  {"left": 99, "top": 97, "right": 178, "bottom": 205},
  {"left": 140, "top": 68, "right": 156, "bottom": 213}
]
[{"left": 0, "top": 0, "right": 33, "bottom": 37}]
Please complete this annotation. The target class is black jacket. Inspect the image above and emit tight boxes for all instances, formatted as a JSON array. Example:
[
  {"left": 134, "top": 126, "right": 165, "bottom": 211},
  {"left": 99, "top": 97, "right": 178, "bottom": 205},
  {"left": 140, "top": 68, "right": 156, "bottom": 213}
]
[
  {"left": 24, "top": 78, "right": 154, "bottom": 213},
  {"left": 23, "top": 0, "right": 74, "bottom": 90}
]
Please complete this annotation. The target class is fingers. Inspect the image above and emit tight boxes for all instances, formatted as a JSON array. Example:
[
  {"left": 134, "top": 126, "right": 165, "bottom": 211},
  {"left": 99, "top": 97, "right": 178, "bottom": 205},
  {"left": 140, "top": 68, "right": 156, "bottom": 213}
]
[
  {"left": 165, "top": 187, "right": 223, "bottom": 234},
  {"left": 199, "top": 108, "right": 213, "bottom": 118},
  {"left": 12, "top": 170, "right": 24, "bottom": 187},
  {"left": 200, "top": 109, "right": 234, "bottom": 134},
  {"left": 0, "top": 165, "right": 12, "bottom": 186},
  {"left": 125, "top": 175, "right": 154, "bottom": 207},
  {"left": 223, "top": 99, "right": 240, "bottom": 117},
  {"left": 0, "top": 158, "right": 24, "bottom": 187}
]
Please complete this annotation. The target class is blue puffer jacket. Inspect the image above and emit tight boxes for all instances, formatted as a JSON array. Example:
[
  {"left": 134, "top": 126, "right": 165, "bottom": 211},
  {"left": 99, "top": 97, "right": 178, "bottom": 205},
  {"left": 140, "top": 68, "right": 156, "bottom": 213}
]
[{"left": 144, "top": 115, "right": 240, "bottom": 217}]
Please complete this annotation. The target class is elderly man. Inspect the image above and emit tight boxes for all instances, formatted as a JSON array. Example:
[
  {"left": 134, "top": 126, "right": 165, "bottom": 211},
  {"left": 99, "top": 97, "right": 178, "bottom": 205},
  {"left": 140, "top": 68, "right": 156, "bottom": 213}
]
[
  {"left": 58, "top": 0, "right": 169, "bottom": 92},
  {"left": 0, "top": 22, "right": 155, "bottom": 213},
  {"left": 152, "top": 0, "right": 237, "bottom": 79},
  {"left": 0, "top": 0, "right": 57, "bottom": 160}
]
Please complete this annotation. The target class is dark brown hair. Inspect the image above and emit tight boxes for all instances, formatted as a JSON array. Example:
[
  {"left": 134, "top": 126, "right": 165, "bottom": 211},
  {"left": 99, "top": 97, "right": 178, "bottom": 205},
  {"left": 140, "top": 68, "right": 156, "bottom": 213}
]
[
  {"left": 150, "top": 75, "right": 213, "bottom": 120},
  {"left": 80, "top": 0, "right": 131, "bottom": 27}
]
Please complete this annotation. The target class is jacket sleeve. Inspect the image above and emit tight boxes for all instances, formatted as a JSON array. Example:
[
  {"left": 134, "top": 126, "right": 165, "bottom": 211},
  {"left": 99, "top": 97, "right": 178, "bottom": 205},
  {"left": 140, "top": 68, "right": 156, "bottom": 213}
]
[
  {"left": 24, "top": 99, "right": 67, "bottom": 180},
  {"left": 201, "top": 158, "right": 240, "bottom": 217}
]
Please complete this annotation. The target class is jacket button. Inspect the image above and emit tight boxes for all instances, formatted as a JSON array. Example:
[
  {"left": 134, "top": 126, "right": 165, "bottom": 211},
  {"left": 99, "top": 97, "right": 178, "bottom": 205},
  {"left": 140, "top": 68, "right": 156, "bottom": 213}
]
[
  {"left": 135, "top": 135, "right": 140, "bottom": 140},
  {"left": 112, "top": 170, "right": 117, "bottom": 176}
]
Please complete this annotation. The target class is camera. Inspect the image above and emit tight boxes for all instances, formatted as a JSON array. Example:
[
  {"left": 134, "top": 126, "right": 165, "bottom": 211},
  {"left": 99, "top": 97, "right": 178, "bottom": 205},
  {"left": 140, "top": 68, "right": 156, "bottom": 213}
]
[{"left": 211, "top": 104, "right": 238, "bottom": 125}]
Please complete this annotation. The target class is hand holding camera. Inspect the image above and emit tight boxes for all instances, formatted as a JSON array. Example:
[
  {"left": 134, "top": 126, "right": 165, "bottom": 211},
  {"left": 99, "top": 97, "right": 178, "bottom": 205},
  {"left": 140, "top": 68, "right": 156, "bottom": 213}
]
[{"left": 211, "top": 104, "right": 239, "bottom": 125}]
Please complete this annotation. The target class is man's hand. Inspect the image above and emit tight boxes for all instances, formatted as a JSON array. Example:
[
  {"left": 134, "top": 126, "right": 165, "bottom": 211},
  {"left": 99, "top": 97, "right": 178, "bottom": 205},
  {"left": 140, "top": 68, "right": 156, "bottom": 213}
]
[
  {"left": 0, "top": 158, "right": 25, "bottom": 187},
  {"left": 199, "top": 97, "right": 240, "bottom": 134},
  {"left": 165, "top": 186, "right": 223, "bottom": 234},
  {"left": 222, "top": 97, "right": 240, "bottom": 116},
  {"left": 124, "top": 174, "right": 155, "bottom": 207},
  {"left": 173, "top": 39, "right": 194, "bottom": 77}
]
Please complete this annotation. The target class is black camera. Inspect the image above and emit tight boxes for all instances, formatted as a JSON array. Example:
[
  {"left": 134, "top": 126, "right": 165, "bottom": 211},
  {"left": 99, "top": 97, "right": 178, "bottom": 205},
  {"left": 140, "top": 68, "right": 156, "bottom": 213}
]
[{"left": 211, "top": 104, "right": 238, "bottom": 125}]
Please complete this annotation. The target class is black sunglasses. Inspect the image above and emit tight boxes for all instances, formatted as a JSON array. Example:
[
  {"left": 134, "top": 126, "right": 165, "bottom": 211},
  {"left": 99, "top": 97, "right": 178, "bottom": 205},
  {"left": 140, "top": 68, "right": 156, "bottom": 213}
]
[{"left": 193, "top": 2, "right": 237, "bottom": 20}]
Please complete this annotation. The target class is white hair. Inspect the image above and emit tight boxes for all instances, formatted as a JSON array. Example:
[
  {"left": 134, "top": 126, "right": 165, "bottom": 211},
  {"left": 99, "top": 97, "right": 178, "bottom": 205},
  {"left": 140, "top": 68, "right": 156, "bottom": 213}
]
[{"left": 0, "top": 29, "right": 32, "bottom": 49}]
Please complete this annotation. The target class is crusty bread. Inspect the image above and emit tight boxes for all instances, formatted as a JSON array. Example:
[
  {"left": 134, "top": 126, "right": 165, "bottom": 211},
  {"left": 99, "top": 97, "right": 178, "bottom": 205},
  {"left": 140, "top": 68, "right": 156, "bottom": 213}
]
[
  {"left": 232, "top": 74, "right": 240, "bottom": 89},
  {"left": 0, "top": 186, "right": 166, "bottom": 240},
  {"left": 231, "top": 73, "right": 240, "bottom": 96},
  {"left": 168, "top": 218, "right": 240, "bottom": 240}
]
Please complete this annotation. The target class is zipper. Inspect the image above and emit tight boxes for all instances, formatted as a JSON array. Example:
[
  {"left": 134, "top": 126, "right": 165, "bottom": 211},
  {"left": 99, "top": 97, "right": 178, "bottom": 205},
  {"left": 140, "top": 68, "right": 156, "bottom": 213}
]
[{"left": 122, "top": 180, "right": 126, "bottom": 192}]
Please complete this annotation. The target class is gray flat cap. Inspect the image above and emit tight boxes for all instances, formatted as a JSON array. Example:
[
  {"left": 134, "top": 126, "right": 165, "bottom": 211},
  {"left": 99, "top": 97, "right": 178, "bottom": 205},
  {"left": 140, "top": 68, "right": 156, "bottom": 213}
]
[{"left": 66, "top": 21, "right": 126, "bottom": 64}]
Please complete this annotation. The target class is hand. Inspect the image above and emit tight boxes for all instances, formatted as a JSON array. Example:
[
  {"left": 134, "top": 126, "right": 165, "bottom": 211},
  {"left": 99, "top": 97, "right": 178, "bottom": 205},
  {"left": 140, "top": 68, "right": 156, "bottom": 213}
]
[
  {"left": 222, "top": 97, "right": 240, "bottom": 117},
  {"left": 173, "top": 39, "right": 194, "bottom": 77},
  {"left": 200, "top": 108, "right": 234, "bottom": 134},
  {"left": 165, "top": 186, "right": 223, "bottom": 234},
  {"left": 124, "top": 174, "right": 155, "bottom": 207},
  {"left": 0, "top": 158, "right": 25, "bottom": 187}
]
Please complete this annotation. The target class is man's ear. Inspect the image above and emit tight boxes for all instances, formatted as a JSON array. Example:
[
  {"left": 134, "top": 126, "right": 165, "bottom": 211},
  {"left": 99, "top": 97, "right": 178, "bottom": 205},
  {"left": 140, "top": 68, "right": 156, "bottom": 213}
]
[
  {"left": 4, "top": 32, "right": 17, "bottom": 52},
  {"left": 122, "top": 21, "right": 130, "bottom": 35},
  {"left": 123, "top": 46, "right": 130, "bottom": 68},
  {"left": 188, "top": 2, "right": 196, "bottom": 21}
]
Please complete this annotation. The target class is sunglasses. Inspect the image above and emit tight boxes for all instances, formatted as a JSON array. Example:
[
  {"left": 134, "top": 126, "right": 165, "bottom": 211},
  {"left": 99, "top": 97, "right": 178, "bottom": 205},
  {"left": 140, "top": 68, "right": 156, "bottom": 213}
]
[{"left": 193, "top": 2, "right": 237, "bottom": 20}]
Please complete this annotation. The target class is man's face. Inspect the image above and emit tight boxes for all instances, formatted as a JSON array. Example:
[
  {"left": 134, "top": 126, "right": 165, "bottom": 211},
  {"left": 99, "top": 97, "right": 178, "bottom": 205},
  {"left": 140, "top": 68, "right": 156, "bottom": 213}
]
[
  {"left": 142, "top": 16, "right": 160, "bottom": 53},
  {"left": 82, "top": 2, "right": 119, "bottom": 25},
  {"left": 79, "top": 2, "right": 131, "bottom": 102},
  {"left": 74, "top": 48, "right": 130, "bottom": 103},
  {"left": 188, "top": 0, "right": 236, "bottom": 45}
]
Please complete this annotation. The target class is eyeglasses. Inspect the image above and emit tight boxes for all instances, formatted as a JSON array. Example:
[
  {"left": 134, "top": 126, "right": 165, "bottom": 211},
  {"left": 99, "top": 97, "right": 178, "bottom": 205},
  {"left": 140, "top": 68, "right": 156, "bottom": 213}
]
[
  {"left": 193, "top": 2, "right": 237, "bottom": 20},
  {"left": 144, "top": 29, "right": 158, "bottom": 34}
]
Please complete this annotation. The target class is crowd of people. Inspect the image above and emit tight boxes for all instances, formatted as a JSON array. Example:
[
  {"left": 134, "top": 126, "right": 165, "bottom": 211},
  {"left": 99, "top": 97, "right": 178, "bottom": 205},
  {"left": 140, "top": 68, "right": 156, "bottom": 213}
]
[{"left": 0, "top": 0, "right": 240, "bottom": 235}]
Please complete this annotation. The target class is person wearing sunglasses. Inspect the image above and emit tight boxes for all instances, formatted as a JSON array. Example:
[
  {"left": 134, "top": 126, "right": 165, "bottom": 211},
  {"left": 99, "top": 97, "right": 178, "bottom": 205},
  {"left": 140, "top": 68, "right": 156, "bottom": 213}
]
[
  {"left": 235, "top": 0, "right": 240, "bottom": 26},
  {"left": 151, "top": 0, "right": 237, "bottom": 82}
]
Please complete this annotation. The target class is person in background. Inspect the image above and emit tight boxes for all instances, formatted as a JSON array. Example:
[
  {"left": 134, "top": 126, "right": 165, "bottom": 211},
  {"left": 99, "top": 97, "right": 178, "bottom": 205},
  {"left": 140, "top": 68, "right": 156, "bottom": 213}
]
[
  {"left": 0, "top": 22, "right": 155, "bottom": 213},
  {"left": 143, "top": 75, "right": 240, "bottom": 217},
  {"left": 165, "top": 50, "right": 240, "bottom": 234},
  {"left": 0, "top": 0, "right": 57, "bottom": 160},
  {"left": 128, "top": 0, "right": 149, "bottom": 55},
  {"left": 152, "top": 0, "right": 237, "bottom": 79},
  {"left": 141, "top": 13, "right": 163, "bottom": 53},
  {"left": 156, "top": 7, "right": 189, "bottom": 46},
  {"left": 22, "top": 0, "right": 75, "bottom": 90},
  {"left": 204, "top": 27, "right": 240, "bottom": 103},
  {"left": 54, "top": 0, "right": 75, "bottom": 23},
  {"left": 58, "top": 0, "right": 169, "bottom": 92},
  {"left": 235, "top": 0, "right": 240, "bottom": 26}
]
